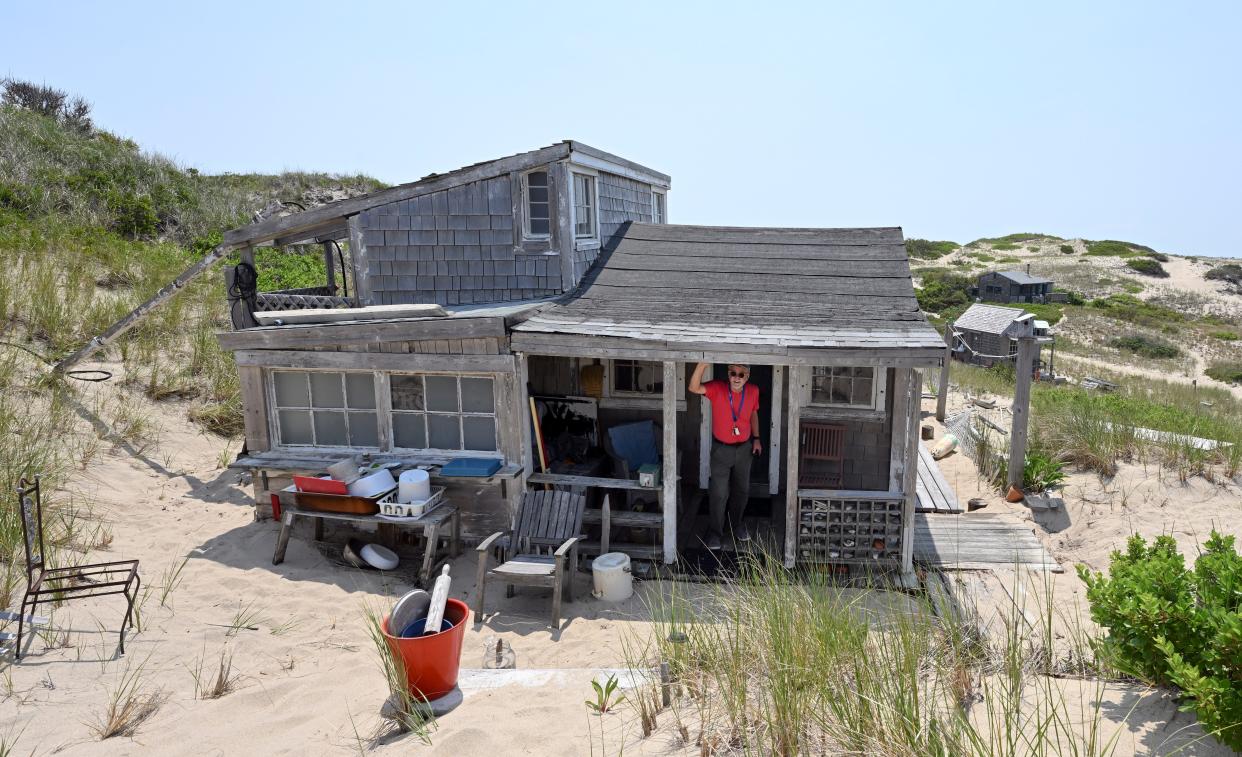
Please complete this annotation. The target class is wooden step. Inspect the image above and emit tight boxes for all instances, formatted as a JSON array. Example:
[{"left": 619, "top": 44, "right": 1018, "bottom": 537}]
[{"left": 582, "top": 509, "right": 662, "bottom": 528}]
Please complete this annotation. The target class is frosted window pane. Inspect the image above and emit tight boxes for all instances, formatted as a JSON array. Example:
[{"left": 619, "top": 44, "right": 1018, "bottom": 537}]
[
  {"left": 393, "top": 414, "right": 426, "bottom": 449},
  {"left": 278, "top": 410, "right": 313, "bottom": 444},
  {"left": 314, "top": 411, "right": 347, "bottom": 445},
  {"left": 346, "top": 374, "right": 376, "bottom": 409},
  {"left": 273, "top": 372, "right": 309, "bottom": 407},
  {"left": 310, "top": 373, "right": 344, "bottom": 408},
  {"left": 461, "top": 377, "right": 494, "bottom": 413},
  {"left": 426, "top": 376, "right": 459, "bottom": 412},
  {"left": 348, "top": 412, "right": 379, "bottom": 447},
  {"left": 391, "top": 375, "right": 424, "bottom": 411},
  {"left": 463, "top": 417, "right": 497, "bottom": 451},
  {"left": 428, "top": 415, "right": 461, "bottom": 449}
]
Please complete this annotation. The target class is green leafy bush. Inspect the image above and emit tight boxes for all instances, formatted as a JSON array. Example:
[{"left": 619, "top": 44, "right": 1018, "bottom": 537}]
[
  {"left": 1022, "top": 451, "right": 1066, "bottom": 492},
  {"left": 1109, "top": 335, "right": 1180, "bottom": 359},
  {"left": 1078, "top": 532, "right": 1242, "bottom": 751},
  {"left": 1206, "top": 361, "right": 1242, "bottom": 384},
  {"left": 1059, "top": 244, "right": 1074, "bottom": 254},
  {"left": 1089, "top": 294, "right": 1184, "bottom": 328},
  {"left": 970, "top": 232, "right": 1062, "bottom": 246},
  {"left": 1144, "top": 251, "right": 1170, "bottom": 262},
  {"left": 905, "top": 238, "right": 957, "bottom": 260},
  {"left": 1206, "top": 264, "right": 1242, "bottom": 287},
  {"left": 1055, "top": 287, "right": 1085, "bottom": 305},
  {"left": 1126, "top": 257, "right": 1168, "bottom": 277},
  {"left": 1086, "top": 239, "right": 1158, "bottom": 257},
  {"left": 915, "top": 270, "right": 972, "bottom": 313},
  {"left": 1209, "top": 330, "right": 1239, "bottom": 341}
]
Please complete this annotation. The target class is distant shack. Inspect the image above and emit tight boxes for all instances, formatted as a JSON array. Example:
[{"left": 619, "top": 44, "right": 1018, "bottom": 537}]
[
  {"left": 972, "top": 268, "right": 1057, "bottom": 304},
  {"left": 950, "top": 304, "right": 1050, "bottom": 372}
]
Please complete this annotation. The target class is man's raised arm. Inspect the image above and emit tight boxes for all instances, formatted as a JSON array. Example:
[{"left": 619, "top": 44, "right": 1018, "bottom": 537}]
[{"left": 688, "top": 362, "right": 709, "bottom": 395}]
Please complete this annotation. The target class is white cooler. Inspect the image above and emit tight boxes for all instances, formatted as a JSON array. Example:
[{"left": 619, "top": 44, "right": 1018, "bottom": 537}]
[{"left": 591, "top": 552, "right": 633, "bottom": 602}]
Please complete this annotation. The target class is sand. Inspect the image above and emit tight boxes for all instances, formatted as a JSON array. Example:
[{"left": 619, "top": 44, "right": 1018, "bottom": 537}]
[{"left": 0, "top": 377, "right": 1239, "bottom": 754}]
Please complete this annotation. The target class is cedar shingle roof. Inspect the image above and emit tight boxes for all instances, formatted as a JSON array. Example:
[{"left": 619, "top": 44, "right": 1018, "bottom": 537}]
[
  {"left": 953, "top": 303, "right": 1027, "bottom": 335},
  {"left": 511, "top": 223, "right": 944, "bottom": 354}
]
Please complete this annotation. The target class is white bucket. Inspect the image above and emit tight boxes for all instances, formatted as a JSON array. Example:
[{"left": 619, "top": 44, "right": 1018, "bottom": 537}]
[
  {"left": 592, "top": 552, "right": 633, "bottom": 602},
  {"left": 398, "top": 469, "right": 431, "bottom": 503}
]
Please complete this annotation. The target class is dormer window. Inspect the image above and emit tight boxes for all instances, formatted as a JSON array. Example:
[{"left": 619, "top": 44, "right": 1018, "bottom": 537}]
[
  {"left": 573, "top": 173, "right": 596, "bottom": 239},
  {"left": 653, "top": 191, "right": 666, "bottom": 224},
  {"left": 524, "top": 170, "right": 550, "bottom": 238}
]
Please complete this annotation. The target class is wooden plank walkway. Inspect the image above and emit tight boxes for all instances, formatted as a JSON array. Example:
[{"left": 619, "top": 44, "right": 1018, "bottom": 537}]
[
  {"left": 915, "top": 442, "right": 964, "bottom": 514},
  {"left": 912, "top": 512, "right": 1062, "bottom": 572}
]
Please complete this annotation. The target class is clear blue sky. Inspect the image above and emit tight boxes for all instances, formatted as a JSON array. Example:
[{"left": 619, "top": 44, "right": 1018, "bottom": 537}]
[{"left": 6, "top": 1, "right": 1240, "bottom": 256}]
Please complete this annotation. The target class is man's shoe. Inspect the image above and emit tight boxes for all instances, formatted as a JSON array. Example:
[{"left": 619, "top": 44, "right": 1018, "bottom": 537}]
[
  {"left": 736, "top": 523, "right": 751, "bottom": 541},
  {"left": 705, "top": 533, "right": 722, "bottom": 551}
]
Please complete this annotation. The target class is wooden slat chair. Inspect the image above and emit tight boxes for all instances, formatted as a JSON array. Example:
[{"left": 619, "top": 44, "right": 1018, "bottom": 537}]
[
  {"left": 14, "top": 475, "right": 141, "bottom": 659},
  {"left": 475, "top": 490, "right": 585, "bottom": 628},
  {"left": 798, "top": 422, "right": 847, "bottom": 489}
]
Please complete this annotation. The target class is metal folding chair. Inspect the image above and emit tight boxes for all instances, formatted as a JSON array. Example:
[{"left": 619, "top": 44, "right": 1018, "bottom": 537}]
[
  {"left": 798, "top": 422, "right": 847, "bottom": 489},
  {"left": 14, "top": 476, "right": 141, "bottom": 659}
]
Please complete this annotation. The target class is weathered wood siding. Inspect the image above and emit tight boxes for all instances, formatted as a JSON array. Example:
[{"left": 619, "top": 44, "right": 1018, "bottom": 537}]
[
  {"left": 574, "top": 171, "right": 661, "bottom": 282},
  {"left": 357, "top": 175, "right": 561, "bottom": 305}
]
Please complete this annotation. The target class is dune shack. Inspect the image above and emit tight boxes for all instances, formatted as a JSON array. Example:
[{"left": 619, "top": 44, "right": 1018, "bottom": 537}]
[{"left": 207, "top": 142, "right": 943, "bottom": 576}]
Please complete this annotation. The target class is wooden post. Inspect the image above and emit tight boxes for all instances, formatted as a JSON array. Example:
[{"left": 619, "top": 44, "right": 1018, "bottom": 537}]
[
  {"left": 1007, "top": 318, "right": 1036, "bottom": 490},
  {"left": 936, "top": 328, "right": 952, "bottom": 422},
  {"left": 698, "top": 364, "right": 712, "bottom": 489},
  {"left": 889, "top": 368, "right": 911, "bottom": 491},
  {"left": 769, "top": 365, "right": 784, "bottom": 495},
  {"left": 662, "top": 361, "right": 678, "bottom": 564},
  {"left": 322, "top": 241, "right": 336, "bottom": 292},
  {"left": 783, "top": 365, "right": 807, "bottom": 568},
  {"left": 347, "top": 215, "right": 371, "bottom": 306},
  {"left": 518, "top": 353, "right": 533, "bottom": 476},
  {"left": 901, "top": 371, "right": 922, "bottom": 576}
]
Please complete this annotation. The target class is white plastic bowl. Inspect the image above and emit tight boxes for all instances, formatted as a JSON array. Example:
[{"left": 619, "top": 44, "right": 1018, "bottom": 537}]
[
  {"left": 360, "top": 543, "right": 399, "bottom": 571},
  {"left": 347, "top": 469, "right": 396, "bottom": 499}
]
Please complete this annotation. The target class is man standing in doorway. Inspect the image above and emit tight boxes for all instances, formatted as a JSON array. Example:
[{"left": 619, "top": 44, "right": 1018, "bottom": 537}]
[{"left": 689, "top": 362, "right": 761, "bottom": 550}]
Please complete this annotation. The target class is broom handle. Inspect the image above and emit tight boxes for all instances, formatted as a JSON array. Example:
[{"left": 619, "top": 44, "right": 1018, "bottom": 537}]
[{"left": 528, "top": 396, "right": 551, "bottom": 490}]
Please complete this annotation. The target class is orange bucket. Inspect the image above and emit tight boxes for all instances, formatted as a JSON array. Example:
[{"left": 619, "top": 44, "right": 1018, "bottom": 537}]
[{"left": 382, "top": 598, "right": 469, "bottom": 700}]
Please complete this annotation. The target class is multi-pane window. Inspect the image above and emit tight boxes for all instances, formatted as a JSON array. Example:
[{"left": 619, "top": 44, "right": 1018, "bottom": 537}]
[
  {"left": 273, "top": 371, "right": 379, "bottom": 447},
  {"left": 652, "top": 191, "right": 666, "bottom": 224},
  {"left": 573, "top": 174, "right": 595, "bottom": 238},
  {"left": 811, "top": 367, "right": 878, "bottom": 409},
  {"left": 391, "top": 374, "right": 497, "bottom": 452},
  {"left": 525, "top": 170, "right": 550, "bottom": 237},
  {"left": 611, "top": 360, "right": 663, "bottom": 396}
]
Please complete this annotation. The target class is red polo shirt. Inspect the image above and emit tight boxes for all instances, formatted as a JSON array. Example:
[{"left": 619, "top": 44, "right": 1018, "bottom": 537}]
[{"left": 703, "top": 379, "right": 760, "bottom": 443}]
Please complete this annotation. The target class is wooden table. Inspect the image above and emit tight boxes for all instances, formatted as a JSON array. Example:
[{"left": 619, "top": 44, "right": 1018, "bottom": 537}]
[{"left": 272, "top": 503, "right": 461, "bottom": 586}]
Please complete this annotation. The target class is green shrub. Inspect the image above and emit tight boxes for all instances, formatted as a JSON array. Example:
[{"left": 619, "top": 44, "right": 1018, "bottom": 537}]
[
  {"left": 1089, "top": 294, "right": 1184, "bottom": 327},
  {"left": 1022, "top": 451, "right": 1066, "bottom": 492},
  {"left": 904, "top": 239, "right": 957, "bottom": 260},
  {"left": 915, "top": 270, "right": 972, "bottom": 313},
  {"left": 1206, "top": 264, "right": 1242, "bottom": 286},
  {"left": 1109, "top": 335, "right": 1180, "bottom": 359},
  {"left": 1086, "top": 239, "right": 1158, "bottom": 257},
  {"left": 970, "top": 232, "right": 1062, "bottom": 246},
  {"left": 1143, "top": 251, "right": 1170, "bottom": 262},
  {"left": 1209, "top": 330, "right": 1239, "bottom": 341},
  {"left": 1078, "top": 532, "right": 1242, "bottom": 751},
  {"left": 990, "top": 242, "right": 1018, "bottom": 251},
  {"left": 1206, "top": 361, "right": 1242, "bottom": 384},
  {"left": 1126, "top": 258, "right": 1168, "bottom": 277},
  {"left": 1022, "top": 302, "right": 1064, "bottom": 325},
  {"left": 1059, "top": 244, "right": 1074, "bottom": 254}
]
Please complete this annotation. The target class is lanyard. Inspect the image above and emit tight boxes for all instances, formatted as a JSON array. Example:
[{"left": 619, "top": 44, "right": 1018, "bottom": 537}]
[{"left": 727, "top": 385, "right": 747, "bottom": 423}]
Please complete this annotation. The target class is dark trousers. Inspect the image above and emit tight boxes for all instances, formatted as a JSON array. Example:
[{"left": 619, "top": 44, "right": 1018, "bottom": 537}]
[{"left": 709, "top": 441, "right": 752, "bottom": 538}]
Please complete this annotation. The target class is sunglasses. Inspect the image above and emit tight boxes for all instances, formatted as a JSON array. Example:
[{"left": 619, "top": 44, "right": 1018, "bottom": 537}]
[{"left": 728, "top": 371, "right": 749, "bottom": 379}]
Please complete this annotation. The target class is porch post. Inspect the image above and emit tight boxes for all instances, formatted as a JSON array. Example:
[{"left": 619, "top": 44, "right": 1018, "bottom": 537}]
[
  {"left": 783, "top": 365, "right": 807, "bottom": 568},
  {"left": 517, "top": 352, "right": 533, "bottom": 475},
  {"left": 901, "top": 371, "right": 922, "bottom": 575},
  {"left": 662, "top": 360, "right": 678, "bottom": 564},
  {"left": 769, "top": 365, "right": 784, "bottom": 495},
  {"left": 889, "top": 368, "right": 912, "bottom": 491},
  {"left": 322, "top": 241, "right": 336, "bottom": 292},
  {"left": 698, "top": 364, "right": 712, "bottom": 489},
  {"left": 936, "top": 329, "right": 951, "bottom": 422}
]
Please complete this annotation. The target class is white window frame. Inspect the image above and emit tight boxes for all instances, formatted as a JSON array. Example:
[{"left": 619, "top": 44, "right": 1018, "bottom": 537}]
[
  {"left": 651, "top": 190, "right": 667, "bottom": 224},
  {"left": 388, "top": 372, "right": 501, "bottom": 455},
  {"left": 522, "top": 169, "right": 551, "bottom": 240},
  {"left": 599, "top": 359, "right": 685, "bottom": 409},
  {"left": 570, "top": 170, "right": 599, "bottom": 241},
  {"left": 808, "top": 366, "right": 886, "bottom": 411},
  {"left": 267, "top": 369, "right": 504, "bottom": 457},
  {"left": 268, "top": 369, "right": 382, "bottom": 450}
]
